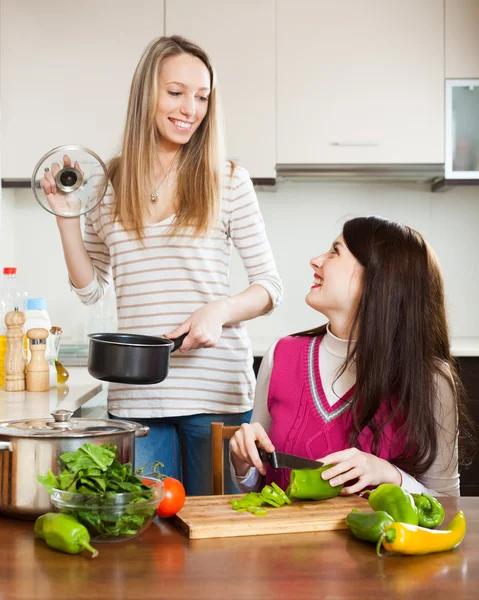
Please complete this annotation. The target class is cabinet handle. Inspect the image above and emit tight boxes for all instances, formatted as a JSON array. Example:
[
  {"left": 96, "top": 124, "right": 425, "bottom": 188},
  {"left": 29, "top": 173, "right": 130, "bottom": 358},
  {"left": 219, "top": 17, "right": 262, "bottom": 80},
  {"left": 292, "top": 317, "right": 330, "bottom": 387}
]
[{"left": 329, "top": 141, "right": 380, "bottom": 147}]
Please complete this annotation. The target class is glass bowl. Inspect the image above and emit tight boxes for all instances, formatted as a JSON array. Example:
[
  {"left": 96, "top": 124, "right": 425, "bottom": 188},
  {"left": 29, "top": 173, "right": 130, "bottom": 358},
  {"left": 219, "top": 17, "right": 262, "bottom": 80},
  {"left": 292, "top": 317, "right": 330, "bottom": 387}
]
[{"left": 51, "top": 476, "right": 163, "bottom": 542}]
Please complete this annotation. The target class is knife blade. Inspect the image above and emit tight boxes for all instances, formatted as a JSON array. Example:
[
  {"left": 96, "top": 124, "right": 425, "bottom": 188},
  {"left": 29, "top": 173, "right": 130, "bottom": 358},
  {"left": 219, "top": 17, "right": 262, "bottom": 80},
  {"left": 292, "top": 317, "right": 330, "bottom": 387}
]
[{"left": 258, "top": 448, "right": 323, "bottom": 470}]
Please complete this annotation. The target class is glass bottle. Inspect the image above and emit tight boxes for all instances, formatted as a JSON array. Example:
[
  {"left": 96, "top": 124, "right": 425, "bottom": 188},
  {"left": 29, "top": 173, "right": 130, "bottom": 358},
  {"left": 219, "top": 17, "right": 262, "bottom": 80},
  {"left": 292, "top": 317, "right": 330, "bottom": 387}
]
[
  {"left": 50, "top": 326, "right": 69, "bottom": 384},
  {"left": 0, "top": 267, "right": 22, "bottom": 387}
]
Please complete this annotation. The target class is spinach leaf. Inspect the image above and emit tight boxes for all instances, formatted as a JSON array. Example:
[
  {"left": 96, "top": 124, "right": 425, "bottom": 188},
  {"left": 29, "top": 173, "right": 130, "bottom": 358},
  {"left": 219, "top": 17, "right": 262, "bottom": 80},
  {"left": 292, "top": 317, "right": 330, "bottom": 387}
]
[
  {"left": 37, "top": 469, "right": 59, "bottom": 494},
  {"left": 60, "top": 443, "right": 116, "bottom": 473},
  {"left": 38, "top": 442, "right": 156, "bottom": 538}
]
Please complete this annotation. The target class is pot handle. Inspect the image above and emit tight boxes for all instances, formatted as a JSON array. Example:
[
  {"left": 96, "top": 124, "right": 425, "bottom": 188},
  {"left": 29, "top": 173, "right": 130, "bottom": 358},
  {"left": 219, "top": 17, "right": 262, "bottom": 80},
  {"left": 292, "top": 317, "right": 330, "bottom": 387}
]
[
  {"left": 171, "top": 333, "right": 187, "bottom": 352},
  {"left": 134, "top": 425, "right": 150, "bottom": 438},
  {"left": 0, "top": 441, "right": 11, "bottom": 452}
]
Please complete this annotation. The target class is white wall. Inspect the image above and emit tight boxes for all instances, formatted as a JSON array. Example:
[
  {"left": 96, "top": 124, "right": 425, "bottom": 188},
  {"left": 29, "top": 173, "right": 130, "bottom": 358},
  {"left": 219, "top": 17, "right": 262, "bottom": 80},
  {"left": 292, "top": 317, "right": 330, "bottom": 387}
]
[{"left": 1, "top": 180, "right": 478, "bottom": 354}]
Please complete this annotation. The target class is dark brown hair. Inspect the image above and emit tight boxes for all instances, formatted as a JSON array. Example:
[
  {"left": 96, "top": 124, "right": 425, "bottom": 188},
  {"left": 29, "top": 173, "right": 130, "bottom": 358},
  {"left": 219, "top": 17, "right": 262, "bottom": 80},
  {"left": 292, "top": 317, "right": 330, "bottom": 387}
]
[{"left": 296, "top": 216, "right": 474, "bottom": 476}]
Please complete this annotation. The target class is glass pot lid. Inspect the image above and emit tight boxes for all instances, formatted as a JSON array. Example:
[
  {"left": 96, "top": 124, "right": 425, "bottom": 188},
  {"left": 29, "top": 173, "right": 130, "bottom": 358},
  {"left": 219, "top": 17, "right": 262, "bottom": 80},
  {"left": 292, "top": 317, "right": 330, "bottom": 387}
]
[
  {"left": 0, "top": 410, "right": 137, "bottom": 438},
  {"left": 31, "top": 145, "right": 108, "bottom": 218}
]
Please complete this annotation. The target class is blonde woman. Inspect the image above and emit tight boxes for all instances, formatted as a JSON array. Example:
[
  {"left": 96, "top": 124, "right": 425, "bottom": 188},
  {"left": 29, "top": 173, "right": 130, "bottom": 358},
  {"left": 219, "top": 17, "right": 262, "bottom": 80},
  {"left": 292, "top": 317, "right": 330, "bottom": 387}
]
[{"left": 42, "top": 36, "right": 283, "bottom": 495}]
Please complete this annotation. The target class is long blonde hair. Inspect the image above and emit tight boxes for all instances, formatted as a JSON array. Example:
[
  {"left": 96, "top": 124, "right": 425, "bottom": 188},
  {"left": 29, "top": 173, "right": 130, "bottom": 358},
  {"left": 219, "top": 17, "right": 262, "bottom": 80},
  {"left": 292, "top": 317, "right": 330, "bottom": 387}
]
[{"left": 109, "top": 35, "right": 224, "bottom": 238}]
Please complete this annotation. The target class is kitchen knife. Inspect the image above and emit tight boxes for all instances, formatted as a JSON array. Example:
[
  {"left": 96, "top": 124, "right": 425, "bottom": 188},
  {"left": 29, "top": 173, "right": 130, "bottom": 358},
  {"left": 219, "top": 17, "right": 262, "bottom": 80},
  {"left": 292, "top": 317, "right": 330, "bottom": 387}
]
[{"left": 258, "top": 448, "right": 323, "bottom": 470}]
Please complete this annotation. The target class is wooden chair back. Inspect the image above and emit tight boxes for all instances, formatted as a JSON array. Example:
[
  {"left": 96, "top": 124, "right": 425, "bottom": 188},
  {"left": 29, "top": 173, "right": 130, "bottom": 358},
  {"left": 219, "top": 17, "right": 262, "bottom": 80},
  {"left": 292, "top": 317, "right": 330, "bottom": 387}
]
[{"left": 211, "top": 422, "right": 240, "bottom": 495}]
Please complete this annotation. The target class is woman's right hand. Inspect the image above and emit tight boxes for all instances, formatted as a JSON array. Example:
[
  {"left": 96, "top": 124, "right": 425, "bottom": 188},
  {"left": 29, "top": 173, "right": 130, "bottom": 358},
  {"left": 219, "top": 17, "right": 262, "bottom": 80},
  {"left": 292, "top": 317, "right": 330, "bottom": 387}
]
[
  {"left": 39, "top": 154, "right": 83, "bottom": 219},
  {"left": 229, "top": 423, "right": 275, "bottom": 477}
]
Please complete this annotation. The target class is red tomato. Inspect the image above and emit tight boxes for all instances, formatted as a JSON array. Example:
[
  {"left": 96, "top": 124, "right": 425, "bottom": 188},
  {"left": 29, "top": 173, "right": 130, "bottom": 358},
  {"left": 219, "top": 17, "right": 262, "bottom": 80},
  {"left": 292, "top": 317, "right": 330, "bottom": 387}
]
[{"left": 157, "top": 477, "right": 186, "bottom": 518}]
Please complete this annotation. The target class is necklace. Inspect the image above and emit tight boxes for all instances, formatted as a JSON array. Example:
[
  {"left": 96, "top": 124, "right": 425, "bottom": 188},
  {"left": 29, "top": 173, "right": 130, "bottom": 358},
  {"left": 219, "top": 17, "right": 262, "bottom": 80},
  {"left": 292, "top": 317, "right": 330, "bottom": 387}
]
[{"left": 150, "top": 151, "right": 178, "bottom": 203}]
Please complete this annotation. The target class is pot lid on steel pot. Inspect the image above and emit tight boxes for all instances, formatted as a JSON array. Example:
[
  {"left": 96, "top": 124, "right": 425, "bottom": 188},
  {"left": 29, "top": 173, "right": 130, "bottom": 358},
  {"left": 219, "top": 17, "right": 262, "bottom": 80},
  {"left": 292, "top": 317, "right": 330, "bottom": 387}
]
[{"left": 0, "top": 410, "right": 138, "bottom": 438}]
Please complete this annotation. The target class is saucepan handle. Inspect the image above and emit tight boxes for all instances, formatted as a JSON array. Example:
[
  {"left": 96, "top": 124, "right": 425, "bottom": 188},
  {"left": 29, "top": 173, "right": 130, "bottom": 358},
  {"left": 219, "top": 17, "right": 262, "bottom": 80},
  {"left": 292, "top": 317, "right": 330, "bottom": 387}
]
[
  {"left": 134, "top": 425, "right": 150, "bottom": 438},
  {"left": 171, "top": 333, "right": 188, "bottom": 352}
]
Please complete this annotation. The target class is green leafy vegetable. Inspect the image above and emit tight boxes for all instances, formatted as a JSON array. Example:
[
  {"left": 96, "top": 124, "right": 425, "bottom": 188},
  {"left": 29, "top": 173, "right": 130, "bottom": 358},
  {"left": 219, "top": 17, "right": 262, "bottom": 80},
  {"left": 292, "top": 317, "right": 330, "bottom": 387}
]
[
  {"left": 38, "top": 443, "right": 156, "bottom": 538},
  {"left": 37, "top": 469, "right": 59, "bottom": 494},
  {"left": 59, "top": 443, "right": 116, "bottom": 473}
]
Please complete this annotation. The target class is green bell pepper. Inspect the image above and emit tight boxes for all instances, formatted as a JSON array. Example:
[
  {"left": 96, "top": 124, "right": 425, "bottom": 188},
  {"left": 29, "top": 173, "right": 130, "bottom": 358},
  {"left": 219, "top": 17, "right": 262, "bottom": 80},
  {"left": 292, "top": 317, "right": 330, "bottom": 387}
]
[
  {"left": 286, "top": 465, "right": 343, "bottom": 501},
  {"left": 346, "top": 509, "right": 395, "bottom": 543},
  {"left": 361, "top": 484, "right": 419, "bottom": 525},
  {"left": 411, "top": 493, "right": 445, "bottom": 528},
  {"left": 35, "top": 513, "right": 98, "bottom": 557}
]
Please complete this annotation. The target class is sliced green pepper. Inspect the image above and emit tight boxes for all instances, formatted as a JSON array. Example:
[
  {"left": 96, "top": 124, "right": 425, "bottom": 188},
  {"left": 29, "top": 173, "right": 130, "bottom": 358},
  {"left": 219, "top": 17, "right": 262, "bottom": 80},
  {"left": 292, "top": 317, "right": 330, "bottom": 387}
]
[
  {"left": 411, "top": 493, "right": 445, "bottom": 528},
  {"left": 271, "top": 482, "right": 292, "bottom": 505},
  {"left": 346, "top": 509, "right": 395, "bottom": 543},
  {"left": 262, "top": 497, "right": 282, "bottom": 508},
  {"left": 240, "top": 493, "right": 265, "bottom": 507},
  {"left": 247, "top": 506, "right": 268, "bottom": 516},
  {"left": 34, "top": 513, "right": 98, "bottom": 558},
  {"left": 261, "top": 485, "right": 286, "bottom": 506},
  {"left": 286, "top": 466, "right": 343, "bottom": 501},
  {"left": 361, "top": 484, "right": 419, "bottom": 525},
  {"left": 230, "top": 483, "right": 291, "bottom": 516},
  {"left": 230, "top": 493, "right": 266, "bottom": 511}
]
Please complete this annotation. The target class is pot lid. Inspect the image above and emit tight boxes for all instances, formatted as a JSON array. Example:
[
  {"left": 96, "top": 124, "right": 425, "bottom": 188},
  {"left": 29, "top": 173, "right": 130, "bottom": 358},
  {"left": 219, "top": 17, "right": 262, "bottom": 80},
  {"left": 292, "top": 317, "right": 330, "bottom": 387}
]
[
  {"left": 31, "top": 145, "right": 108, "bottom": 218},
  {"left": 0, "top": 410, "right": 139, "bottom": 438}
]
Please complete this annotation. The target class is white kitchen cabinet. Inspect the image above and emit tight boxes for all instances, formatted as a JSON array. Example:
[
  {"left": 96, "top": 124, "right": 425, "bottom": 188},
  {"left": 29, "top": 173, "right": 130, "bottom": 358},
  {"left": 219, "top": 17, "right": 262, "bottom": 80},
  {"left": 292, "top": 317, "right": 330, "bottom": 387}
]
[
  {"left": 165, "top": 0, "right": 276, "bottom": 179},
  {"left": 277, "top": 0, "right": 444, "bottom": 165},
  {"left": 0, "top": 0, "right": 165, "bottom": 179},
  {"left": 445, "top": 0, "right": 479, "bottom": 79}
]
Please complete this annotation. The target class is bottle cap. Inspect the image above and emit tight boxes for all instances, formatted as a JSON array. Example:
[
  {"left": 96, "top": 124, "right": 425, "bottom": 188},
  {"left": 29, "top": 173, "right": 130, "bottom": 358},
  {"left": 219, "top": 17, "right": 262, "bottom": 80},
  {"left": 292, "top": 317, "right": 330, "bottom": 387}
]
[
  {"left": 26, "top": 298, "right": 47, "bottom": 311},
  {"left": 3, "top": 267, "right": 17, "bottom": 275}
]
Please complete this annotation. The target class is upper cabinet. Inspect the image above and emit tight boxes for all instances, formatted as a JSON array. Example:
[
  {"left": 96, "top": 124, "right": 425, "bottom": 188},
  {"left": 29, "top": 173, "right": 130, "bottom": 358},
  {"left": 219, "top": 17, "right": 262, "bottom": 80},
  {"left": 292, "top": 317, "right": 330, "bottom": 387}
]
[
  {"left": 165, "top": 0, "right": 276, "bottom": 179},
  {"left": 277, "top": 0, "right": 444, "bottom": 165},
  {"left": 445, "top": 0, "right": 479, "bottom": 78},
  {"left": 0, "top": 0, "right": 165, "bottom": 179}
]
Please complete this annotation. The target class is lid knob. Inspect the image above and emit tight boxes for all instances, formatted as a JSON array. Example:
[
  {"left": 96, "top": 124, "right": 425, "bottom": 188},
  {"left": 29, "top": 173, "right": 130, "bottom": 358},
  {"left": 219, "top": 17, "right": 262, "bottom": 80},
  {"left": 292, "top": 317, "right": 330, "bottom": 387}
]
[
  {"left": 48, "top": 409, "right": 74, "bottom": 428},
  {"left": 51, "top": 410, "right": 74, "bottom": 422}
]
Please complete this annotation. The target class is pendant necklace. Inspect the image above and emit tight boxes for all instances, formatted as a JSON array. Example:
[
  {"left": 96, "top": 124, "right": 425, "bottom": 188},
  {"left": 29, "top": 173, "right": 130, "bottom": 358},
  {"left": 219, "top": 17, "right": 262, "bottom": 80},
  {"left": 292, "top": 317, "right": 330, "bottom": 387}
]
[{"left": 150, "top": 152, "right": 178, "bottom": 203}]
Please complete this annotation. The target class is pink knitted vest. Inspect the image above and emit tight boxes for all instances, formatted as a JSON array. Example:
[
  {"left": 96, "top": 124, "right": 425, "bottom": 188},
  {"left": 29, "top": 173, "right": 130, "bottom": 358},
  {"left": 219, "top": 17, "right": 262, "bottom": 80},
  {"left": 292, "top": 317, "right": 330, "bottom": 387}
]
[{"left": 265, "top": 335, "right": 407, "bottom": 491}]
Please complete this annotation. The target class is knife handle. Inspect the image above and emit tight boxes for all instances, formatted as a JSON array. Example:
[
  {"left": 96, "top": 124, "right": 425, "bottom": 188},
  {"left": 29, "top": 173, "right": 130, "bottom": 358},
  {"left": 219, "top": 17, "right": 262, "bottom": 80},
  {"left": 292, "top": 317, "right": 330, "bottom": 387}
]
[{"left": 258, "top": 448, "right": 278, "bottom": 469}]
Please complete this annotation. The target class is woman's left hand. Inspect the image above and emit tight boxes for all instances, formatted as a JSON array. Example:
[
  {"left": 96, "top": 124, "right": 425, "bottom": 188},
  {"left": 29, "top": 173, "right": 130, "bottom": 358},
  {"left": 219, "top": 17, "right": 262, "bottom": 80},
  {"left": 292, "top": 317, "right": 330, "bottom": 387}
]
[
  {"left": 318, "top": 448, "right": 402, "bottom": 495},
  {"left": 164, "top": 300, "right": 229, "bottom": 352}
]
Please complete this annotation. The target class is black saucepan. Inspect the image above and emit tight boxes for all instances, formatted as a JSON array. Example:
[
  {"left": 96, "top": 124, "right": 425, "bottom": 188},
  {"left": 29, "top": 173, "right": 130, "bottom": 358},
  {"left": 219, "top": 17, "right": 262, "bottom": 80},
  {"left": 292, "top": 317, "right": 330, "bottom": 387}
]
[{"left": 87, "top": 332, "right": 187, "bottom": 385}]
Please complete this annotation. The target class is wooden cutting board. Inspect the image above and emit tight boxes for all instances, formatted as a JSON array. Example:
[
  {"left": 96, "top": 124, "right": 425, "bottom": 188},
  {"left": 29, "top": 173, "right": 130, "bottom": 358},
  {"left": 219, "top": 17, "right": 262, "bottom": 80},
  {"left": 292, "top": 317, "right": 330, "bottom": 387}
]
[{"left": 172, "top": 494, "right": 371, "bottom": 539}]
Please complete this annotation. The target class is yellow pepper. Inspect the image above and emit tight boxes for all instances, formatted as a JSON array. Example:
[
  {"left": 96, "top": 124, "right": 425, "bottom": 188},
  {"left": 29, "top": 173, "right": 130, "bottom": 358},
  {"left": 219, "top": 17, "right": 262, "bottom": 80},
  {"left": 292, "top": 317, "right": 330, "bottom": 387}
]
[{"left": 377, "top": 511, "right": 466, "bottom": 556}]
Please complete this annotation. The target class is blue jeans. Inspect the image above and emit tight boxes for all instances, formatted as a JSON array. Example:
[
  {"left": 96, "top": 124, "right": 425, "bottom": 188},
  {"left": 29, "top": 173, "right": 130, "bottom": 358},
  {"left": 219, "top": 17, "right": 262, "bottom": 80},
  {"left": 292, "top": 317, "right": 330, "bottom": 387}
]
[{"left": 109, "top": 410, "right": 252, "bottom": 496}]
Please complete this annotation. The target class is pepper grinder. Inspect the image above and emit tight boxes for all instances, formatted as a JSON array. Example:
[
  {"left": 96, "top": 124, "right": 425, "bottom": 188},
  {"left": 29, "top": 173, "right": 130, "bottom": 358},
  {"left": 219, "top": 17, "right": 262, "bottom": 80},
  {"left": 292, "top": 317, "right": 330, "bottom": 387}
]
[
  {"left": 4, "top": 310, "right": 26, "bottom": 392},
  {"left": 26, "top": 328, "right": 50, "bottom": 392}
]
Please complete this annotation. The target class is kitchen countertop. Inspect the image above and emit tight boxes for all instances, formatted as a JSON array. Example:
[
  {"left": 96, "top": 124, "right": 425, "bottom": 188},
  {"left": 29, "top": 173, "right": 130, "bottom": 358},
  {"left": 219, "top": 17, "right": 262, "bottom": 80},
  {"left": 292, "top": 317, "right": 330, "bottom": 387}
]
[
  {"left": 0, "top": 496, "right": 477, "bottom": 600},
  {"left": 0, "top": 368, "right": 103, "bottom": 421},
  {"left": 449, "top": 338, "right": 479, "bottom": 358}
]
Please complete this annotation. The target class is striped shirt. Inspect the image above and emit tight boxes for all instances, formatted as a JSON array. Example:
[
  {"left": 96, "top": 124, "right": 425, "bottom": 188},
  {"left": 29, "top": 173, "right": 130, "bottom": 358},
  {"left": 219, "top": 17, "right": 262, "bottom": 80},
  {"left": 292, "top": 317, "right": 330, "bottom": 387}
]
[{"left": 74, "top": 164, "right": 283, "bottom": 418}]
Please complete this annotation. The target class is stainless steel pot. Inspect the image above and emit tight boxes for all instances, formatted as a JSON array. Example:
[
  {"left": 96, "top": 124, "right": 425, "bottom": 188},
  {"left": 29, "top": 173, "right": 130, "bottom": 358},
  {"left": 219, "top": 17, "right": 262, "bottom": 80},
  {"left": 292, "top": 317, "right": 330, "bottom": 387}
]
[{"left": 0, "top": 409, "right": 149, "bottom": 520}]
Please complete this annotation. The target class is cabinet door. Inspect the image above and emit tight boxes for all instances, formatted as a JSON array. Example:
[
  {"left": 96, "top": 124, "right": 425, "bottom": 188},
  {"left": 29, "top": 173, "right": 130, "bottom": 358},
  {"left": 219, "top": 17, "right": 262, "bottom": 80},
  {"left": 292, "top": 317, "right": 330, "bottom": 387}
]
[
  {"left": 445, "top": 79, "right": 479, "bottom": 178},
  {"left": 445, "top": 0, "right": 479, "bottom": 78},
  {"left": 165, "top": 0, "right": 276, "bottom": 178},
  {"left": 277, "top": 0, "right": 444, "bottom": 165},
  {"left": 0, "top": 0, "right": 165, "bottom": 179}
]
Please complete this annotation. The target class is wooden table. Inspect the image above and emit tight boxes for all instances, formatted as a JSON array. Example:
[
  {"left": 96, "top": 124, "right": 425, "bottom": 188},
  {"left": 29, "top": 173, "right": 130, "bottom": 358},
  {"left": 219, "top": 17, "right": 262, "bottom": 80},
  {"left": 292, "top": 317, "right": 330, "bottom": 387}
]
[{"left": 0, "top": 497, "right": 477, "bottom": 599}]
